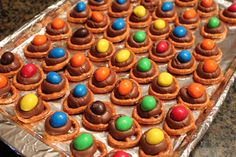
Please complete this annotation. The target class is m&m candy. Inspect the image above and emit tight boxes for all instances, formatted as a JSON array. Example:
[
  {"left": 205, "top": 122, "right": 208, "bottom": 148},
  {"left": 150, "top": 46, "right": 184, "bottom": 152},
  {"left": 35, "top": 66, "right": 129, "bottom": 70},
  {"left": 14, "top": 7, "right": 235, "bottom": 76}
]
[
  {"left": 133, "top": 5, "right": 146, "bottom": 18},
  {"left": 115, "top": 49, "right": 130, "bottom": 63},
  {"left": 153, "top": 19, "right": 166, "bottom": 30},
  {"left": 201, "top": 0, "right": 213, "bottom": 8},
  {"left": 20, "top": 93, "right": 38, "bottom": 112},
  {"left": 49, "top": 111, "right": 68, "bottom": 128},
  {"left": 118, "top": 79, "right": 133, "bottom": 96},
  {"left": 96, "top": 39, "right": 109, "bottom": 53},
  {"left": 48, "top": 48, "right": 65, "bottom": 58},
  {"left": 183, "top": 9, "right": 197, "bottom": 19},
  {"left": 137, "top": 57, "right": 152, "bottom": 72},
  {"left": 133, "top": 31, "right": 146, "bottom": 43},
  {"left": 173, "top": 26, "right": 187, "bottom": 38},
  {"left": 162, "top": 2, "right": 173, "bottom": 12},
  {"left": 70, "top": 53, "right": 86, "bottom": 67},
  {"left": 91, "top": 12, "right": 104, "bottom": 23},
  {"left": 187, "top": 83, "right": 205, "bottom": 98},
  {"left": 170, "top": 105, "right": 188, "bottom": 121},
  {"left": 20, "top": 64, "right": 37, "bottom": 78},
  {"left": 201, "top": 39, "right": 215, "bottom": 50},
  {"left": 90, "top": 101, "right": 106, "bottom": 115},
  {"left": 113, "top": 150, "right": 130, "bottom": 157},
  {"left": 141, "top": 96, "right": 157, "bottom": 112},
  {"left": 228, "top": 2, "right": 236, "bottom": 12},
  {"left": 0, "top": 52, "right": 14, "bottom": 65},
  {"left": 73, "top": 133, "right": 94, "bottom": 151},
  {"left": 156, "top": 40, "right": 168, "bottom": 53},
  {"left": 73, "top": 84, "right": 87, "bottom": 98},
  {"left": 157, "top": 72, "right": 173, "bottom": 87},
  {"left": 94, "top": 67, "right": 110, "bottom": 82},
  {"left": 75, "top": 1, "right": 86, "bottom": 12},
  {"left": 177, "top": 50, "right": 192, "bottom": 63},
  {"left": 203, "top": 59, "right": 218, "bottom": 73},
  {"left": 51, "top": 18, "right": 65, "bottom": 30},
  {"left": 46, "top": 72, "right": 62, "bottom": 84},
  {"left": 112, "top": 18, "right": 125, "bottom": 30},
  {"left": 0, "top": 74, "right": 7, "bottom": 89},
  {"left": 117, "top": 0, "right": 126, "bottom": 4},
  {"left": 33, "top": 35, "right": 47, "bottom": 46},
  {"left": 115, "top": 115, "right": 133, "bottom": 131},
  {"left": 208, "top": 17, "right": 220, "bottom": 28},
  {"left": 145, "top": 128, "right": 164, "bottom": 145}
]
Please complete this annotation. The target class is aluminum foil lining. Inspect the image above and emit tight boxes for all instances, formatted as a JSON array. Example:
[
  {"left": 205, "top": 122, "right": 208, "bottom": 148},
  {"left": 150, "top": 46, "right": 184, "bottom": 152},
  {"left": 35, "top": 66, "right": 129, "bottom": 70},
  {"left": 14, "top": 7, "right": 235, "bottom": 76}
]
[{"left": 0, "top": 0, "right": 235, "bottom": 157}]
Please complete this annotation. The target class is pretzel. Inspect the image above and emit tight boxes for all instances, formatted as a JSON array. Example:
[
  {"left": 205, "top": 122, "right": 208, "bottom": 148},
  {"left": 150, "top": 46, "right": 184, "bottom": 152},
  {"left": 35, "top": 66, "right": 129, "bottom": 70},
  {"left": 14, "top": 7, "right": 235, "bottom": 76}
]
[
  {"left": 44, "top": 114, "right": 80, "bottom": 142},
  {"left": 163, "top": 105, "right": 196, "bottom": 136},
  {"left": 42, "top": 50, "right": 70, "bottom": 72},
  {"left": 85, "top": 17, "right": 110, "bottom": 34},
  {"left": 139, "top": 129, "right": 173, "bottom": 157},
  {"left": 167, "top": 57, "right": 197, "bottom": 75},
  {"left": 149, "top": 45, "right": 176, "bottom": 63},
  {"left": 108, "top": 119, "right": 142, "bottom": 149},
  {"left": 175, "top": 17, "right": 200, "bottom": 30},
  {"left": 0, "top": 54, "right": 23, "bottom": 78},
  {"left": 175, "top": 0, "right": 197, "bottom": 7},
  {"left": 197, "top": 5, "right": 218, "bottom": 18},
  {"left": 63, "top": 88, "right": 94, "bottom": 115},
  {"left": 87, "top": 42, "right": 115, "bottom": 62},
  {"left": 147, "top": 26, "right": 171, "bottom": 41},
  {"left": 46, "top": 22, "right": 72, "bottom": 41},
  {"left": 152, "top": 11, "right": 177, "bottom": 23},
  {"left": 177, "top": 95, "right": 210, "bottom": 110},
  {"left": 82, "top": 102, "right": 116, "bottom": 131},
  {"left": 132, "top": 102, "right": 165, "bottom": 125},
  {"left": 192, "top": 48, "right": 222, "bottom": 62},
  {"left": 193, "top": 70, "right": 224, "bottom": 85},
  {"left": 67, "top": 7, "right": 92, "bottom": 24},
  {"left": 200, "top": 24, "right": 227, "bottom": 41},
  {"left": 65, "top": 60, "right": 94, "bottom": 82},
  {"left": 23, "top": 41, "right": 52, "bottom": 59},
  {"left": 168, "top": 34, "right": 195, "bottom": 49},
  {"left": 37, "top": 75, "right": 69, "bottom": 101},
  {"left": 219, "top": 10, "right": 236, "bottom": 25},
  {"left": 110, "top": 79, "right": 142, "bottom": 106},
  {"left": 108, "top": 4, "right": 132, "bottom": 18},
  {"left": 0, "top": 85, "right": 19, "bottom": 105},
  {"left": 125, "top": 37, "right": 152, "bottom": 54},
  {"left": 67, "top": 36, "right": 95, "bottom": 51},
  {"left": 13, "top": 65, "right": 44, "bottom": 91},
  {"left": 104, "top": 25, "right": 130, "bottom": 43},
  {"left": 127, "top": 15, "right": 152, "bottom": 29},
  {"left": 149, "top": 78, "right": 180, "bottom": 100},
  {"left": 130, "top": 60, "right": 159, "bottom": 84},
  {"left": 88, "top": 1, "right": 110, "bottom": 11},
  {"left": 15, "top": 101, "right": 51, "bottom": 124}
]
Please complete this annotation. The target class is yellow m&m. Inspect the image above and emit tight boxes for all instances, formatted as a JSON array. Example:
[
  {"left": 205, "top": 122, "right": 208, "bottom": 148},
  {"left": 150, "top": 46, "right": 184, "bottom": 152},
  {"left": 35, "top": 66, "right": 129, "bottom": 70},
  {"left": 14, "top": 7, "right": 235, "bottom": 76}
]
[
  {"left": 96, "top": 39, "right": 109, "bottom": 53},
  {"left": 154, "top": 19, "right": 166, "bottom": 30},
  {"left": 20, "top": 93, "right": 38, "bottom": 112},
  {"left": 146, "top": 128, "right": 164, "bottom": 145},
  {"left": 157, "top": 72, "right": 173, "bottom": 87},
  {"left": 115, "top": 49, "right": 130, "bottom": 63},
  {"left": 133, "top": 5, "right": 146, "bottom": 18}
]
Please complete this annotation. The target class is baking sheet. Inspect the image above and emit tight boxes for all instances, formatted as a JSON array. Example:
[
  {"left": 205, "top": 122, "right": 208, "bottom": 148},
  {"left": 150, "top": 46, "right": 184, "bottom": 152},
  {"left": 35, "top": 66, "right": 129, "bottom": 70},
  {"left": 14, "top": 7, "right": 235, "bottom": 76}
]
[{"left": 0, "top": 0, "right": 236, "bottom": 156}]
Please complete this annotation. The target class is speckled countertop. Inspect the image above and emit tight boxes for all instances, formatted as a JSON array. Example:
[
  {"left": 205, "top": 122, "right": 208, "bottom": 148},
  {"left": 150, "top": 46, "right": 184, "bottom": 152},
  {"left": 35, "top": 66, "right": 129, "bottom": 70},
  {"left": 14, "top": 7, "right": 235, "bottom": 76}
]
[{"left": 0, "top": 0, "right": 235, "bottom": 156}]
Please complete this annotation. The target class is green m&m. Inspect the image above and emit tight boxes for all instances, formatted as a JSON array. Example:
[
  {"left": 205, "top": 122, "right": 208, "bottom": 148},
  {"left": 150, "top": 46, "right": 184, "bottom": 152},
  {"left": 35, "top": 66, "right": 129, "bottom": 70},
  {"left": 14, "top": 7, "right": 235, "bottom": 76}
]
[
  {"left": 137, "top": 57, "right": 152, "bottom": 72},
  {"left": 73, "top": 133, "right": 93, "bottom": 151},
  {"left": 141, "top": 96, "right": 157, "bottom": 112},
  {"left": 208, "top": 17, "right": 220, "bottom": 28},
  {"left": 133, "top": 31, "right": 146, "bottom": 43},
  {"left": 115, "top": 116, "right": 133, "bottom": 132}
]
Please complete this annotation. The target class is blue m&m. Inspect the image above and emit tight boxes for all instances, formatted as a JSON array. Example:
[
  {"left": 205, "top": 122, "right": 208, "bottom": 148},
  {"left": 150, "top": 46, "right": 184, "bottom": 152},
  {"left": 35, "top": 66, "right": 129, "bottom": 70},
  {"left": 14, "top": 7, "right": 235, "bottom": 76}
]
[
  {"left": 46, "top": 72, "right": 62, "bottom": 84},
  {"left": 173, "top": 26, "right": 187, "bottom": 38},
  {"left": 162, "top": 2, "right": 173, "bottom": 12},
  {"left": 48, "top": 47, "right": 65, "bottom": 58},
  {"left": 112, "top": 18, "right": 125, "bottom": 30},
  {"left": 177, "top": 50, "right": 192, "bottom": 63},
  {"left": 49, "top": 112, "right": 68, "bottom": 128},
  {"left": 117, "top": 0, "right": 126, "bottom": 4},
  {"left": 76, "top": 2, "right": 86, "bottom": 12},
  {"left": 73, "top": 84, "right": 87, "bottom": 98}
]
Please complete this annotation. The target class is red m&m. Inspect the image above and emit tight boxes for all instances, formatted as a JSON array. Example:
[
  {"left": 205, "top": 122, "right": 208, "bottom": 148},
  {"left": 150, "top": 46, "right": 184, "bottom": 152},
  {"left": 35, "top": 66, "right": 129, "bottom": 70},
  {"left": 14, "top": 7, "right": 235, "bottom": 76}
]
[
  {"left": 228, "top": 3, "right": 236, "bottom": 12},
  {"left": 156, "top": 40, "right": 168, "bottom": 53},
  {"left": 113, "top": 150, "right": 130, "bottom": 157},
  {"left": 170, "top": 105, "right": 188, "bottom": 121},
  {"left": 20, "top": 64, "right": 37, "bottom": 78}
]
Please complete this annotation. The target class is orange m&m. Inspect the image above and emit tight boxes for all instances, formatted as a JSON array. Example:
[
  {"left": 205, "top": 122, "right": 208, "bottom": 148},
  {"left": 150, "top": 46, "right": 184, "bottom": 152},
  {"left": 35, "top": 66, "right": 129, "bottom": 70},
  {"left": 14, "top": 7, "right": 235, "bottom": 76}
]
[
  {"left": 91, "top": 12, "right": 104, "bottom": 23},
  {"left": 0, "top": 74, "right": 8, "bottom": 89},
  {"left": 201, "top": 0, "right": 213, "bottom": 8},
  {"left": 203, "top": 59, "right": 218, "bottom": 73},
  {"left": 32, "top": 35, "right": 47, "bottom": 46},
  {"left": 187, "top": 83, "right": 205, "bottom": 98},
  {"left": 51, "top": 18, "right": 65, "bottom": 30},
  {"left": 118, "top": 79, "right": 133, "bottom": 96},
  {"left": 70, "top": 53, "right": 86, "bottom": 67},
  {"left": 94, "top": 67, "right": 110, "bottom": 82},
  {"left": 183, "top": 9, "right": 197, "bottom": 19},
  {"left": 201, "top": 39, "right": 215, "bottom": 50}
]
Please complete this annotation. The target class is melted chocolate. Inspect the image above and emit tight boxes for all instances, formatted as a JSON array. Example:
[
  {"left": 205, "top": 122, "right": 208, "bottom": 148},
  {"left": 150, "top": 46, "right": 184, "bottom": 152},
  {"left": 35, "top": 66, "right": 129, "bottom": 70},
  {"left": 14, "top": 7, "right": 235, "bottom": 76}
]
[
  {"left": 179, "top": 13, "right": 199, "bottom": 24},
  {"left": 169, "top": 31, "right": 193, "bottom": 43},
  {"left": 0, "top": 54, "right": 21, "bottom": 73},
  {"left": 87, "top": 14, "right": 108, "bottom": 28},
  {"left": 90, "top": 41, "right": 113, "bottom": 58},
  {"left": 70, "top": 7, "right": 90, "bottom": 18},
  {"left": 67, "top": 89, "right": 92, "bottom": 108},
  {"left": 133, "top": 62, "right": 156, "bottom": 78},
  {"left": 41, "top": 77, "right": 65, "bottom": 94},
  {"left": 67, "top": 59, "right": 91, "bottom": 76},
  {"left": 89, "top": 0, "right": 107, "bottom": 6},
  {"left": 165, "top": 107, "right": 191, "bottom": 129},
  {"left": 46, "top": 23, "right": 69, "bottom": 35},
  {"left": 149, "top": 23, "right": 170, "bottom": 36},
  {"left": 129, "top": 10, "right": 150, "bottom": 22},
  {"left": 171, "top": 54, "right": 194, "bottom": 69},
  {"left": 111, "top": 50, "right": 134, "bottom": 68},
  {"left": 137, "top": 98, "right": 162, "bottom": 118},
  {"left": 179, "top": 87, "right": 207, "bottom": 104},
  {"left": 141, "top": 0, "right": 159, "bottom": 12},
  {"left": 151, "top": 41, "right": 173, "bottom": 58},
  {"left": 105, "top": 150, "right": 132, "bottom": 157},
  {"left": 106, "top": 23, "right": 127, "bottom": 37},
  {"left": 91, "top": 70, "right": 116, "bottom": 88},
  {"left": 84, "top": 101, "right": 112, "bottom": 124},
  {"left": 70, "top": 28, "right": 93, "bottom": 45},
  {"left": 127, "top": 33, "right": 149, "bottom": 48},
  {"left": 151, "top": 78, "right": 177, "bottom": 94},
  {"left": 16, "top": 97, "right": 45, "bottom": 119},
  {"left": 0, "top": 80, "right": 11, "bottom": 97},
  {"left": 70, "top": 141, "right": 97, "bottom": 157},
  {"left": 17, "top": 68, "right": 41, "bottom": 85},
  {"left": 108, "top": 115, "right": 135, "bottom": 140},
  {"left": 45, "top": 51, "right": 68, "bottom": 66},
  {"left": 204, "top": 22, "right": 225, "bottom": 34},
  {"left": 155, "top": 5, "right": 176, "bottom": 18},
  {"left": 195, "top": 43, "right": 219, "bottom": 56},
  {"left": 114, "top": 80, "right": 139, "bottom": 99},
  {"left": 27, "top": 39, "right": 51, "bottom": 52},
  {"left": 196, "top": 62, "right": 221, "bottom": 79},
  {"left": 223, "top": 8, "right": 236, "bottom": 18},
  {"left": 198, "top": 1, "right": 217, "bottom": 13},
  {"left": 111, "top": 0, "right": 130, "bottom": 12},
  {"left": 139, "top": 131, "right": 168, "bottom": 155}
]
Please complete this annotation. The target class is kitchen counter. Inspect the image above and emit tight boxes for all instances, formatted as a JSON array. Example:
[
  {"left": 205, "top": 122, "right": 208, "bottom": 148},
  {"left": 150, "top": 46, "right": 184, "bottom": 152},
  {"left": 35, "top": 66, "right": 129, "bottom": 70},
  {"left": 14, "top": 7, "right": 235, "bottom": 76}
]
[{"left": 0, "top": 0, "right": 235, "bottom": 156}]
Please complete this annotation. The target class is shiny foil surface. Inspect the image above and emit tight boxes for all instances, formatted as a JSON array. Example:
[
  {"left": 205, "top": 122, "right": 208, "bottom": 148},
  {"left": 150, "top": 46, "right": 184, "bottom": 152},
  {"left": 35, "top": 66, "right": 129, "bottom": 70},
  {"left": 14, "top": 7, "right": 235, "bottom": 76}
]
[{"left": 0, "top": 0, "right": 236, "bottom": 157}]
